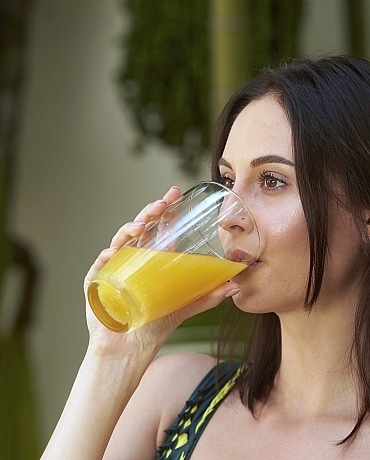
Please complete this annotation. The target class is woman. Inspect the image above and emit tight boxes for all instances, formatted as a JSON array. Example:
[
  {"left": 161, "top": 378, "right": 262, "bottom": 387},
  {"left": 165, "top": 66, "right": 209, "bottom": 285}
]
[{"left": 41, "top": 55, "right": 370, "bottom": 459}]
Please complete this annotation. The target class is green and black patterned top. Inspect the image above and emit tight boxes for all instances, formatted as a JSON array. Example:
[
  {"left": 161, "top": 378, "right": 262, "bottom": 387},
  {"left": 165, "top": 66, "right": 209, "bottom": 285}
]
[{"left": 157, "top": 361, "right": 242, "bottom": 460}]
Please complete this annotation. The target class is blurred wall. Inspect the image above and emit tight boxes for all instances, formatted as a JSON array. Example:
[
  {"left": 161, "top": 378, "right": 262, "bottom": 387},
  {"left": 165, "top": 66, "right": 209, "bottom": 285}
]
[
  {"left": 13, "top": 0, "right": 195, "bottom": 446},
  {"left": 10, "top": 0, "right": 369, "bottom": 448}
]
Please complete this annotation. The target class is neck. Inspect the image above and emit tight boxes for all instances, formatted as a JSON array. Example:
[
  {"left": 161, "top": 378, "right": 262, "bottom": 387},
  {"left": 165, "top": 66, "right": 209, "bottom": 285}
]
[{"left": 273, "top": 303, "right": 358, "bottom": 419}]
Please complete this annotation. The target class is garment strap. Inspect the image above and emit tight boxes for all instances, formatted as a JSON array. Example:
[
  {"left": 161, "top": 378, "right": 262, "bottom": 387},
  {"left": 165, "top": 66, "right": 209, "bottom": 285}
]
[{"left": 157, "top": 360, "right": 242, "bottom": 460}]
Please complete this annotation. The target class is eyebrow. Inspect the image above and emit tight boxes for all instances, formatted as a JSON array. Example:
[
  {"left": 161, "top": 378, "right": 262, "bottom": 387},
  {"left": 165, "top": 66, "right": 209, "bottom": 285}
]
[{"left": 218, "top": 155, "right": 295, "bottom": 169}]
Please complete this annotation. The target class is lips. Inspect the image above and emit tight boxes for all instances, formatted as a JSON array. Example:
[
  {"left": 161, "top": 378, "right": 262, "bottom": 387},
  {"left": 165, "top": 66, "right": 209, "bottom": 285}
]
[{"left": 225, "top": 248, "right": 258, "bottom": 266}]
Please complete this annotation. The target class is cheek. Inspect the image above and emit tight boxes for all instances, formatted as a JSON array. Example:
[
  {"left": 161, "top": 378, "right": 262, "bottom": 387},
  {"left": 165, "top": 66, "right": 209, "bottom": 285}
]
[
  {"left": 325, "top": 208, "right": 363, "bottom": 285},
  {"left": 233, "top": 203, "right": 311, "bottom": 313},
  {"left": 256, "top": 204, "right": 309, "bottom": 256}
]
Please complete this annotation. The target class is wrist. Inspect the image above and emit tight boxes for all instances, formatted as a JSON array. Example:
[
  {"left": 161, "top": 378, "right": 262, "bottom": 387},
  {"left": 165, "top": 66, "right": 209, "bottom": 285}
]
[{"left": 84, "top": 336, "right": 158, "bottom": 380}]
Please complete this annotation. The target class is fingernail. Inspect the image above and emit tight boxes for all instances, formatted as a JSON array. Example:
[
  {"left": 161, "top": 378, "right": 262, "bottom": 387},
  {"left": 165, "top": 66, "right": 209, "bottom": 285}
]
[
  {"left": 224, "top": 287, "right": 241, "bottom": 298},
  {"left": 131, "top": 221, "right": 145, "bottom": 227},
  {"left": 154, "top": 199, "right": 167, "bottom": 205}
]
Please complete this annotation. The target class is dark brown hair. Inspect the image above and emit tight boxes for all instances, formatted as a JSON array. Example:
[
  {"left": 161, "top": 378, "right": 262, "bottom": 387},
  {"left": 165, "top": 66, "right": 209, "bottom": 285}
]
[{"left": 212, "top": 55, "right": 370, "bottom": 445}]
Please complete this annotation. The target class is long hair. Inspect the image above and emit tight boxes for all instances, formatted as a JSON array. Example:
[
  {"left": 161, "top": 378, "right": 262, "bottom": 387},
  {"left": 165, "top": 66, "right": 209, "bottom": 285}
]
[{"left": 211, "top": 55, "right": 370, "bottom": 445}]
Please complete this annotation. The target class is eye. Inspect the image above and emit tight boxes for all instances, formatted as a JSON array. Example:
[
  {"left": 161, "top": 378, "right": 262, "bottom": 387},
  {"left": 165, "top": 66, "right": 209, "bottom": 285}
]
[
  {"left": 219, "top": 175, "right": 234, "bottom": 189},
  {"left": 258, "top": 170, "right": 287, "bottom": 192}
]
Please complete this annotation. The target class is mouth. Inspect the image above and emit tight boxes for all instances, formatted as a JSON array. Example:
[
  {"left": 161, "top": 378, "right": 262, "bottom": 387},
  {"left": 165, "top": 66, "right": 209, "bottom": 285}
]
[
  {"left": 247, "top": 259, "right": 261, "bottom": 270},
  {"left": 225, "top": 248, "right": 260, "bottom": 267}
]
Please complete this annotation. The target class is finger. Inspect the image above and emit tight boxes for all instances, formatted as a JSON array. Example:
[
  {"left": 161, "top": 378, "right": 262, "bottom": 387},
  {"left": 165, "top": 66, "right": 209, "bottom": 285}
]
[
  {"left": 110, "top": 221, "right": 146, "bottom": 248},
  {"left": 133, "top": 199, "right": 168, "bottom": 224},
  {"left": 84, "top": 247, "right": 119, "bottom": 293},
  {"left": 124, "top": 187, "right": 182, "bottom": 248},
  {"left": 162, "top": 186, "right": 182, "bottom": 204},
  {"left": 111, "top": 187, "right": 182, "bottom": 248},
  {"left": 110, "top": 199, "right": 168, "bottom": 249},
  {"left": 173, "top": 282, "right": 241, "bottom": 323}
]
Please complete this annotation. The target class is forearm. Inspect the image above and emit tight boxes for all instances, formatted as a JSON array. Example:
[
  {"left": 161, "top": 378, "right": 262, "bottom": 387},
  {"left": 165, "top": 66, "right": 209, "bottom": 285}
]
[{"left": 41, "top": 347, "right": 152, "bottom": 460}]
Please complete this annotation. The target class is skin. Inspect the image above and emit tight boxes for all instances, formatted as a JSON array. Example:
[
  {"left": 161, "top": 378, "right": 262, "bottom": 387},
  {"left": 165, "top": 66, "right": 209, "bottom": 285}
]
[{"left": 41, "top": 96, "right": 370, "bottom": 459}]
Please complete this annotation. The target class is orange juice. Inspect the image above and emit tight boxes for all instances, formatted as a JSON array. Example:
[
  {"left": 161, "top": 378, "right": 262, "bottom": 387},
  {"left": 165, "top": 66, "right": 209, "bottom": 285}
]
[{"left": 88, "top": 246, "right": 246, "bottom": 332}]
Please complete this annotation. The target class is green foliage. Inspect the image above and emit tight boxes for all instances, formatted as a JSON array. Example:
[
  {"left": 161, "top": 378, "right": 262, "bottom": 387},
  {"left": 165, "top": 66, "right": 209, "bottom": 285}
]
[
  {"left": 118, "top": 0, "right": 304, "bottom": 175},
  {"left": 0, "top": 149, "right": 9, "bottom": 290},
  {"left": 244, "top": 0, "right": 303, "bottom": 75},
  {"left": 0, "top": 1, "right": 40, "bottom": 458},
  {"left": 119, "top": 0, "right": 211, "bottom": 175},
  {"left": 345, "top": 0, "right": 368, "bottom": 57},
  {"left": 0, "top": 335, "right": 39, "bottom": 459}
]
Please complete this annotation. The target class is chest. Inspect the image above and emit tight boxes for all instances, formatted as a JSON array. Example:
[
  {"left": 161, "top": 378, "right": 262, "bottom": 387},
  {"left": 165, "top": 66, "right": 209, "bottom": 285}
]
[{"left": 190, "top": 397, "right": 370, "bottom": 460}]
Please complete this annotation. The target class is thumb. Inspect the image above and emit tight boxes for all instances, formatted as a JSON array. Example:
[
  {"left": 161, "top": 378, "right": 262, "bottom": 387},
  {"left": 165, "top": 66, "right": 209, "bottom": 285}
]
[{"left": 175, "top": 282, "right": 241, "bottom": 321}]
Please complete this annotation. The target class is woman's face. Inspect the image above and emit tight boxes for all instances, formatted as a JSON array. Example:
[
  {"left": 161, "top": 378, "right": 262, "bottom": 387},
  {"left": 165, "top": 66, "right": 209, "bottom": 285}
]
[{"left": 218, "top": 95, "right": 362, "bottom": 314}]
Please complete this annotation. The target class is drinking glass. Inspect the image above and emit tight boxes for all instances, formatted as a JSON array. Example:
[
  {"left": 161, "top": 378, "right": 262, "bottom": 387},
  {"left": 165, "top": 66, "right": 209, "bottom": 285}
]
[{"left": 87, "top": 181, "right": 260, "bottom": 332}]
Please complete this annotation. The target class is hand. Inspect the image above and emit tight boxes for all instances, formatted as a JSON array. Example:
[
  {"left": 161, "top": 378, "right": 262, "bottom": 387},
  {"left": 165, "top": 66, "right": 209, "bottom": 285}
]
[{"left": 83, "top": 186, "right": 241, "bottom": 357}]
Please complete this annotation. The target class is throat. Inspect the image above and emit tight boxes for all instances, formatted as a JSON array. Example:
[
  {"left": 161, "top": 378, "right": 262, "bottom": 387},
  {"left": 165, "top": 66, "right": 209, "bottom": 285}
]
[
  {"left": 274, "top": 305, "right": 357, "bottom": 418},
  {"left": 269, "top": 359, "right": 358, "bottom": 421}
]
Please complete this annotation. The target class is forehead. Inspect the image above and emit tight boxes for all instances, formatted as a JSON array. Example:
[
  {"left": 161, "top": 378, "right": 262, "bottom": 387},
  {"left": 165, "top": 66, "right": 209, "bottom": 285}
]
[{"left": 223, "top": 96, "right": 293, "bottom": 162}]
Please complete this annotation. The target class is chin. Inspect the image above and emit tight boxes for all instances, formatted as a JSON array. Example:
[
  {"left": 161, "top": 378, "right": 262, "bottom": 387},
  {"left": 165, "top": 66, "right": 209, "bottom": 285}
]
[
  {"left": 232, "top": 291, "right": 272, "bottom": 315},
  {"left": 231, "top": 290, "right": 254, "bottom": 312}
]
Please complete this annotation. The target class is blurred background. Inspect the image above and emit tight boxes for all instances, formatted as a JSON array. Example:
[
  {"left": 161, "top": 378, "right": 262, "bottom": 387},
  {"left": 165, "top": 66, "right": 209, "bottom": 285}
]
[{"left": 1, "top": 0, "right": 369, "bottom": 457}]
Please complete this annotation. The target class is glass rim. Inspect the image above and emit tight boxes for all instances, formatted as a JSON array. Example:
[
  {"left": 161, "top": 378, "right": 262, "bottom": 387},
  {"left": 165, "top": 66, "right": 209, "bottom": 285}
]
[
  {"left": 190, "top": 180, "right": 261, "bottom": 260},
  {"left": 192, "top": 180, "right": 250, "bottom": 210}
]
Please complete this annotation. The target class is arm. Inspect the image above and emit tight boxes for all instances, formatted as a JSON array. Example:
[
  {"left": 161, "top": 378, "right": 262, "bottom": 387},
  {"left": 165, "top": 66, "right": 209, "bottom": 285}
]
[
  {"left": 103, "top": 352, "right": 217, "bottom": 460},
  {"left": 41, "top": 187, "right": 240, "bottom": 460},
  {"left": 41, "top": 346, "right": 155, "bottom": 460}
]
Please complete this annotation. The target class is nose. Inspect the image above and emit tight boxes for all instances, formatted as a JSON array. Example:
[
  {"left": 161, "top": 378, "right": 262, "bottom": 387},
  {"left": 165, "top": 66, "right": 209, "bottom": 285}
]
[{"left": 217, "top": 196, "right": 255, "bottom": 234}]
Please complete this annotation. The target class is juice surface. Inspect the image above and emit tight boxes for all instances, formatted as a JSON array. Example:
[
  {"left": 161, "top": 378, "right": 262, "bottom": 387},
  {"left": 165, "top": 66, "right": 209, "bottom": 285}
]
[{"left": 91, "top": 246, "right": 246, "bottom": 331}]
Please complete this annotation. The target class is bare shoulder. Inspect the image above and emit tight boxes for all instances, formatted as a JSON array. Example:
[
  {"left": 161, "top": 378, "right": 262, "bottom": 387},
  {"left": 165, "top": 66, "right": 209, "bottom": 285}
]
[
  {"left": 148, "top": 352, "right": 217, "bottom": 442},
  {"left": 148, "top": 353, "right": 216, "bottom": 419},
  {"left": 148, "top": 351, "right": 217, "bottom": 390},
  {"left": 104, "top": 352, "right": 216, "bottom": 460}
]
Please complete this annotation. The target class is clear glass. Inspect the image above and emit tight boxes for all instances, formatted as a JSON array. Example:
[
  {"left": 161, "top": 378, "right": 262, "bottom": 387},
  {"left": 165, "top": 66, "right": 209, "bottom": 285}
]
[{"left": 87, "top": 181, "right": 260, "bottom": 332}]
